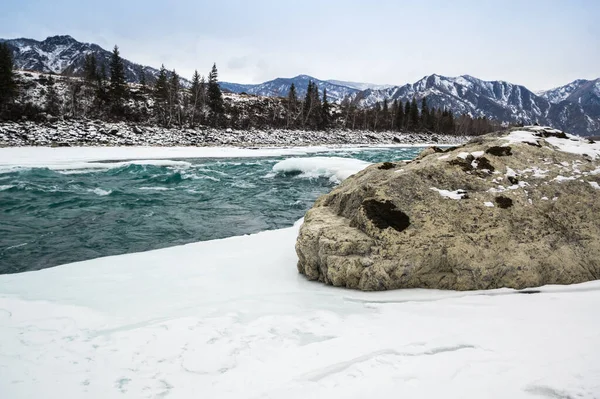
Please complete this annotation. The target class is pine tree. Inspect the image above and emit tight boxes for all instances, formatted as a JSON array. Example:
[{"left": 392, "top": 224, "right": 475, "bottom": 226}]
[
  {"left": 169, "top": 69, "right": 180, "bottom": 125},
  {"left": 286, "top": 83, "right": 298, "bottom": 128},
  {"left": 189, "top": 70, "right": 204, "bottom": 126},
  {"left": 381, "top": 99, "right": 390, "bottom": 130},
  {"left": 404, "top": 100, "right": 411, "bottom": 129},
  {"left": 302, "top": 81, "right": 314, "bottom": 125},
  {"left": 302, "top": 81, "right": 322, "bottom": 129},
  {"left": 420, "top": 97, "right": 429, "bottom": 130},
  {"left": 153, "top": 65, "right": 169, "bottom": 125},
  {"left": 83, "top": 53, "right": 98, "bottom": 85},
  {"left": 154, "top": 65, "right": 169, "bottom": 102},
  {"left": 207, "top": 63, "right": 224, "bottom": 123},
  {"left": 394, "top": 99, "right": 404, "bottom": 131},
  {"left": 410, "top": 97, "right": 419, "bottom": 130},
  {"left": 0, "top": 42, "right": 17, "bottom": 113},
  {"left": 321, "top": 87, "right": 331, "bottom": 129},
  {"left": 108, "top": 45, "right": 128, "bottom": 114}
]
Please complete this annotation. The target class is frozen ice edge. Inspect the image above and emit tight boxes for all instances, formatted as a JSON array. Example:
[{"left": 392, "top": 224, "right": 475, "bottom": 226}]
[
  {"left": 0, "top": 144, "right": 444, "bottom": 170},
  {"left": 1, "top": 221, "right": 599, "bottom": 398}
]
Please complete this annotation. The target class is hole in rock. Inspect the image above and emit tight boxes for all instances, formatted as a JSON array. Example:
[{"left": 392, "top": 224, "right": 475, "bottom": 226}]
[
  {"left": 495, "top": 196, "right": 513, "bottom": 209},
  {"left": 485, "top": 146, "right": 512, "bottom": 156},
  {"left": 362, "top": 199, "right": 411, "bottom": 232}
]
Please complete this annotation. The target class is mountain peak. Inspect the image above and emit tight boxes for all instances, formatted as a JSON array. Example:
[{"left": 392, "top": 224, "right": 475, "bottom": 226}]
[
  {"left": 293, "top": 74, "right": 317, "bottom": 81},
  {"left": 44, "top": 35, "right": 77, "bottom": 44}
]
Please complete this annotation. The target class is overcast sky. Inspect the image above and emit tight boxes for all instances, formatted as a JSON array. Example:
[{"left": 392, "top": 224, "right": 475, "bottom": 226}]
[{"left": 2, "top": 0, "right": 598, "bottom": 90}]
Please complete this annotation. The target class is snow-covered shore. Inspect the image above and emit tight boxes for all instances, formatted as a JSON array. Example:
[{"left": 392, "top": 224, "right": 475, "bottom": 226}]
[
  {"left": 1, "top": 221, "right": 599, "bottom": 398},
  {"left": 0, "top": 120, "right": 469, "bottom": 147}
]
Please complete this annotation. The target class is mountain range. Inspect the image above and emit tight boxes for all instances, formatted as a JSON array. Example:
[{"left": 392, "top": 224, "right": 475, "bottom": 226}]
[{"left": 1, "top": 35, "right": 599, "bottom": 135}]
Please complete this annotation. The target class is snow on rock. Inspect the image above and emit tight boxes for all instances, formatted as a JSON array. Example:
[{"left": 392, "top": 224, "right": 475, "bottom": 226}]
[
  {"left": 0, "top": 119, "right": 469, "bottom": 148},
  {"left": 430, "top": 187, "right": 468, "bottom": 200},
  {"left": 505, "top": 127, "right": 600, "bottom": 159},
  {"left": 1, "top": 223, "right": 600, "bottom": 398},
  {"left": 272, "top": 157, "right": 372, "bottom": 183}
]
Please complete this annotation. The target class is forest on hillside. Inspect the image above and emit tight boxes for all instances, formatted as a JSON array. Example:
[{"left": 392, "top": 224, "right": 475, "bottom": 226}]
[{"left": 0, "top": 43, "right": 501, "bottom": 136}]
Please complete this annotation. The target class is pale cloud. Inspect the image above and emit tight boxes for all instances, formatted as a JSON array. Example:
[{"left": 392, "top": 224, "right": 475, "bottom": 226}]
[{"left": 1, "top": 0, "right": 599, "bottom": 90}]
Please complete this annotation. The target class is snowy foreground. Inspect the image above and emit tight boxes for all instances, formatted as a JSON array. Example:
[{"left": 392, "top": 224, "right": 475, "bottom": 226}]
[{"left": 1, "top": 220, "right": 600, "bottom": 398}]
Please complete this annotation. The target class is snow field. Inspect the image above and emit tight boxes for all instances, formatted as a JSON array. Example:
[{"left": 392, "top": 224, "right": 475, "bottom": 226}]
[{"left": 1, "top": 222, "right": 600, "bottom": 398}]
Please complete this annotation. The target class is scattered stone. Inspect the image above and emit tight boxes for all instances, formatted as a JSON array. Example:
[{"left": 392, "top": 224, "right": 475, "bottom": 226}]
[{"left": 0, "top": 120, "right": 471, "bottom": 147}]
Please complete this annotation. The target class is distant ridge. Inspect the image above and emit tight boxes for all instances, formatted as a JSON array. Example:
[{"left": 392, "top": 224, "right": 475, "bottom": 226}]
[{"left": 2, "top": 34, "right": 599, "bottom": 135}]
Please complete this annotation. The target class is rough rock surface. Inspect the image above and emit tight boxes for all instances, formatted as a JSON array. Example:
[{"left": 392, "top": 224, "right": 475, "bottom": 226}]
[
  {"left": 296, "top": 126, "right": 600, "bottom": 291},
  {"left": 0, "top": 120, "right": 469, "bottom": 148}
]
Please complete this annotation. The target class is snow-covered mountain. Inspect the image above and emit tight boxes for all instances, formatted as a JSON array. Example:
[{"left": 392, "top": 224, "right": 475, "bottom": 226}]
[
  {"left": 0, "top": 35, "right": 166, "bottom": 85},
  {"left": 221, "top": 75, "right": 360, "bottom": 102},
  {"left": 354, "top": 74, "right": 600, "bottom": 136},
  {"left": 537, "top": 79, "right": 591, "bottom": 104},
  {"left": 325, "top": 79, "right": 394, "bottom": 91},
  {"left": 2, "top": 35, "right": 599, "bottom": 135}
]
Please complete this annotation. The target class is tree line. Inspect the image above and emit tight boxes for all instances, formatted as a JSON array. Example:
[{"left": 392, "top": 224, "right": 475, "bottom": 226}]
[
  {"left": 335, "top": 96, "right": 500, "bottom": 136},
  {"left": 0, "top": 42, "right": 500, "bottom": 135}
]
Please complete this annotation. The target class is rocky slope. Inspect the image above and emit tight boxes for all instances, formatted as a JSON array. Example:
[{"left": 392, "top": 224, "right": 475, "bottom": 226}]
[
  {"left": 0, "top": 119, "right": 468, "bottom": 147},
  {"left": 296, "top": 126, "right": 600, "bottom": 291}
]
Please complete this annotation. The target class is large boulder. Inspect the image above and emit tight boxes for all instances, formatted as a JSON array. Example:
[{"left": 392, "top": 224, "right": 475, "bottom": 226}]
[{"left": 296, "top": 127, "right": 600, "bottom": 291}]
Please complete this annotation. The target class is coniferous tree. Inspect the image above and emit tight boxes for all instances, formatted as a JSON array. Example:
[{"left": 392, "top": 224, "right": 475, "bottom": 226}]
[
  {"left": 404, "top": 100, "right": 411, "bottom": 129},
  {"left": 410, "top": 97, "right": 420, "bottom": 130},
  {"left": 381, "top": 99, "right": 389, "bottom": 130},
  {"left": 83, "top": 54, "right": 98, "bottom": 84},
  {"left": 286, "top": 83, "right": 298, "bottom": 128},
  {"left": 169, "top": 69, "right": 181, "bottom": 125},
  {"left": 108, "top": 45, "right": 128, "bottom": 114},
  {"left": 207, "top": 63, "right": 224, "bottom": 124},
  {"left": 189, "top": 70, "right": 204, "bottom": 126},
  {"left": 153, "top": 65, "right": 169, "bottom": 125},
  {"left": 302, "top": 81, "right": 314, "bottom": 125},
  {"left": 0, "top": 42, "right": 17, "bottom": 113},
  {"left": 154, "top": 65, "right": 169, "bottom": 103},
  {"left": 420, "top": 97, "right": 430, "bottom": 130},
  {"left": 321, "top": 88, "right": 331, "bottom": 129},
  {"left": 394, "top": 99, "right": 404, "bottom": 131}
]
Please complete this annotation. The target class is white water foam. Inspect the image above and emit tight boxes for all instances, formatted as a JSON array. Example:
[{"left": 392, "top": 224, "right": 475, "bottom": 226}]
[
  {"left": 272, "top": 156, "right": 372, "bottom": 183},
  {"left": 86, "top": 188, "right": 112, "bottom": 196}
]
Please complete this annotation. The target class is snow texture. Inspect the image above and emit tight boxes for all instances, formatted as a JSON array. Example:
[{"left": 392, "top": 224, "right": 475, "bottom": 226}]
[
  {"left": 430, "top": 187, "right": 468, "bottom": 200},
  {"left": 505, "top": 128, "right": 600, "bottom": 159},
  {"left": 1, "top": 221, "right": 600, "bottom": 398}
]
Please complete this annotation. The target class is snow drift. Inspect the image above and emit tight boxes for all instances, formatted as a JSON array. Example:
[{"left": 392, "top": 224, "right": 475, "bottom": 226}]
[{"left": 1, "top": 221, "right": 599, "bottom": 398}]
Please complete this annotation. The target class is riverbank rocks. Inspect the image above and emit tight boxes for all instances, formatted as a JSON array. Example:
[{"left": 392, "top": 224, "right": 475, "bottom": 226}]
[
  {"left": 296, "top": 126, "right": 600, "bottom": 291},
  {"left": 0, "top": 120, "right": 469, "bottom": 147}
]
